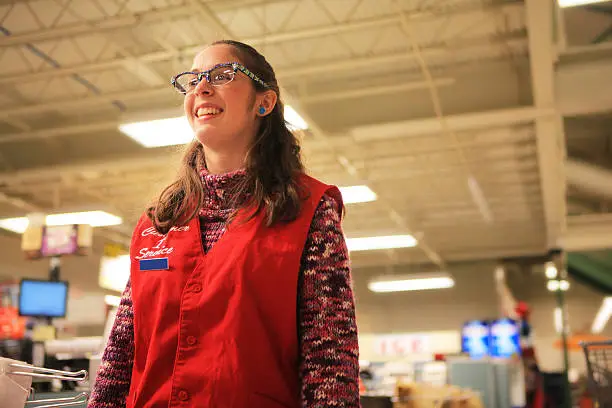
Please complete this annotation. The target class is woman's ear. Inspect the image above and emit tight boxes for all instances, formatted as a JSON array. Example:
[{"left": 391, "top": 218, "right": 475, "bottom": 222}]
[{"left": 256, "top": 89, "right": 278, "bottom": 116}]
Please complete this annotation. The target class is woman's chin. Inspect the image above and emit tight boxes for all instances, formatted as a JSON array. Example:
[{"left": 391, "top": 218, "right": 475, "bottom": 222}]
[{"left": 194, "top": 127, "right": 227, "bottom": 148}]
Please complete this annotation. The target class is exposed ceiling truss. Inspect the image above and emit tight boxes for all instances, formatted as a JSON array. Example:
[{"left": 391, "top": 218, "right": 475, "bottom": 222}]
[{"left": 0, "top": 0, "right": 611, "bottom": 268}]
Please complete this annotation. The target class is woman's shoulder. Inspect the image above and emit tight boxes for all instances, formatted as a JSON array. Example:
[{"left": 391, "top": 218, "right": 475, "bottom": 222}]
[
  {"left": 297, "top": 172, "right": 343, "bottom": 210},
  {"left": 130, "top": 212, "right": 162, "bottom": 242},
  {"left": 315, "top": 192, "right": 342, "bottom": 219}
]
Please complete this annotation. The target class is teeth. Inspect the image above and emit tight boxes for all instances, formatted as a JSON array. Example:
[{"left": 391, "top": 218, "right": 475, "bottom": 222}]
[{"left": 196, "top": 107, "right": 222, "bottom": 117}]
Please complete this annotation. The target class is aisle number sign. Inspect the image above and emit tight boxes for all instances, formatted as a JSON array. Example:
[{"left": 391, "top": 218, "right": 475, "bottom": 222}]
[
  {"left": 374, "top": 334, "right": 430, "bottom": 356},
  {"left": 104, "top": 243, "right": 128, "bottom": 257}
]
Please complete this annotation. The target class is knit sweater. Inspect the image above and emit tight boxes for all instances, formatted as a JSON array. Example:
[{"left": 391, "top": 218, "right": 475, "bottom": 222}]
[{"left": 88, "top": 170, "right": 360, "bottom": 407}]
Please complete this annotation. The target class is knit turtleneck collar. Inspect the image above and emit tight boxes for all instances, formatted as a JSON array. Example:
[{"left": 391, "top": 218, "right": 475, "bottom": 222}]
[{"left": 199, "top": 167, "right": 248, "bottom": 212}]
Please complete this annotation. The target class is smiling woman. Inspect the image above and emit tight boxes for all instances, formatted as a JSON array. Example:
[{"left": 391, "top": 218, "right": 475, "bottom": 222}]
[
  {"left": 87, "top": 40, "right": 360, "bottom": 408},
  {"left": 150, "top": 40, "right": 305, "bottom": 235}
]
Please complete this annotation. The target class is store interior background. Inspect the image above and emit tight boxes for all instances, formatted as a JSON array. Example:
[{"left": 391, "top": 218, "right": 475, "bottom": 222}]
[{"left": 1, "top": 0, "right": 612, "bottom": 406}]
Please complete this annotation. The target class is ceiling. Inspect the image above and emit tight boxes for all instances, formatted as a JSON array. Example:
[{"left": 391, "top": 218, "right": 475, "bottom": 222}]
[{"left": 0, "top": 0, "right": 612, "bottom": 270}]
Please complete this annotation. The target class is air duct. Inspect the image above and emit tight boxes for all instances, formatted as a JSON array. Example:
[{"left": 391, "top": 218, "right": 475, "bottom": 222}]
[{"left": 566, "top": 159, "right": 612, "bottom": 201}]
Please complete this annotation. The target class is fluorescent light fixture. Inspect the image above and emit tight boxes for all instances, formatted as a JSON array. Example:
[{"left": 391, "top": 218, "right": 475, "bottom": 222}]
[
  {"left": 558, "top": 0, "right": 608, "bottom": 7},
  {"left": 545, "top": 262, "right": 558, "bottom": 279},
  {"left": 284, "top": 105, "right": 308, "bottom": 131},
  {"left": 104, "top": 295, "right": 121, "bottom": 308},
  {"left": 346, "top": 234, "right": 417, "bottom": 251},
  {"left": 339, "top": 185, "right": 377, "bottom": 204},
  {"left": 0, "top": 218, "right": 29, "bottom": 234},
  {"left": 0, "top": 211, "right": 122, "bottom": 234},
  {"left": 368, "top": 273, "right": 455, "bottom": 293},
  {"left": 120, "top": 105, "right": 308, "bottom": 147},
  {"left": 119, "top": 116, "right": 193, "bottom": 148},
  {"left": 592, "top": 297, "right": 612, "bottom": 333}
]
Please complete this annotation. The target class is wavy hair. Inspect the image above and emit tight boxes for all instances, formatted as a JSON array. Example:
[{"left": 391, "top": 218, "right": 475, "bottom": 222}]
[{"left": 147, "top": 40, "right": 304, "bottom": 234}]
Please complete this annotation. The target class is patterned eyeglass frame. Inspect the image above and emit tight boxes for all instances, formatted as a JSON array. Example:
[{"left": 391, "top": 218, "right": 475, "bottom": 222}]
[{"left": 171, "top": 62, "right": 269, "bottom": 94}]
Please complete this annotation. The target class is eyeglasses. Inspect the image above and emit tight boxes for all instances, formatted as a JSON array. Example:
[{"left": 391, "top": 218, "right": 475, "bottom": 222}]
[{"left": 171, "top": 62, "right": 269, "bottom": 95}]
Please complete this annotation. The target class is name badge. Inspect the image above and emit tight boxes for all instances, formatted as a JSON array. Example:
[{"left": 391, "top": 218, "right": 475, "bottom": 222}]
[{"left": 139, "top": 258, "right": 169, "bottom": 271}]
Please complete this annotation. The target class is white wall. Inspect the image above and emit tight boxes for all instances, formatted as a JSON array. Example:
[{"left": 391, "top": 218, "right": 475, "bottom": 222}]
[
  {"left": 352, "top": 260, "right": 612, "bottom": 373},
  {"left": 353, "top": 261, "right": 501, "bottom": 334}
]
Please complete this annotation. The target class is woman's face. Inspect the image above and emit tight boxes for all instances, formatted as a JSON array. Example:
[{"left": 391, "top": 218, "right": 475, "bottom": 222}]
[{"left": 184, "top": 44, "right": 261, "bottom": 153}]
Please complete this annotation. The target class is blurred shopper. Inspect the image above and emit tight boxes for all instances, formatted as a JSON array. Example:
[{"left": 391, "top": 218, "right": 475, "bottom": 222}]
[{"left": 88, "top": 40, "right": 360, "bottom": 408}]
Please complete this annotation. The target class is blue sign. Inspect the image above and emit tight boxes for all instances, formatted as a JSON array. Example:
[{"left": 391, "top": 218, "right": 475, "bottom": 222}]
[
  {"left": 489, "top": 318, "right": 521, "bottom": 359},
  {"left": 461, "top": 320, "right": 490, "bottom": 359}
]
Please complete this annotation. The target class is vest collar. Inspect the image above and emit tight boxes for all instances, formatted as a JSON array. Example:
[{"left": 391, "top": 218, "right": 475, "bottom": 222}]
[{"left": 199, "top": 167, "right": 248, "bottom": 212}]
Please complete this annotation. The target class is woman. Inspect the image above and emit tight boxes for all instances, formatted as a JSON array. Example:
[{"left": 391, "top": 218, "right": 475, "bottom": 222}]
[{"left": 88, "top": 40, "right": 360, "bottom": 407}]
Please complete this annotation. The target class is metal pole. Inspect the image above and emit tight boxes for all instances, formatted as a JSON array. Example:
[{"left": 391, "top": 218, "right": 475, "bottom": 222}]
[
  {"left": 47, "top": 256, "right": 61, "bottom": 326},
  {"left": 554, "top": 253, "right": 573, "bottom": 408}
]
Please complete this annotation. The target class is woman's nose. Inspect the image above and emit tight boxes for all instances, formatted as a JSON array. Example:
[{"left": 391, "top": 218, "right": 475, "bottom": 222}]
[{"left": 194, "top": 77, "right": 214, "bottom": 95}]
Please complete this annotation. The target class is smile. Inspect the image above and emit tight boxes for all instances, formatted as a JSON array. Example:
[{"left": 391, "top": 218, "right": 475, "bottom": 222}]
[{"left": 196, "top": 107, "right": 223, "bottom": 118}]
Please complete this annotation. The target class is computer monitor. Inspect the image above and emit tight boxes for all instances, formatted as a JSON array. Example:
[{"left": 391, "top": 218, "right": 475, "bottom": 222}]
[
  {"left": 461, "top": 320, "right": 490, "bottom": 359},
  {"left": 18, "top": 279, "right": 69, "bottom": 319},
  {"left": 489, "top": 318, "right": 521, "bottom": 358}
]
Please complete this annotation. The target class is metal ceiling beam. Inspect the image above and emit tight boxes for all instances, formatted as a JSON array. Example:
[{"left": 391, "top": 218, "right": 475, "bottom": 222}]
[
  {"left": 0, "top": 34, "right": 527, "bottom": 87},
  {"left": 113, "top": 46, "right": 167, "bottom": 87},
  {"left": 0, "top": 35, "right": 527, "bottom": 121},
  {"left": 0, "top": 38, "right": 525, "bottom": 118},
  {"left": 0, "top": 6, "right": 188, "bottom": 48},
  {"left": 525, "top": 0, "right": 567, "bottom": 249},
  {"left": 0, "top": 122, "right": 119, "bottom": 144},
  {"left": 348, "top": 245, "right": 547, "bottom": 268},
  {"left": 563, "top": 214, "right": 612, "bottom": 252},
  {"left": 0, "top": 1, "right": 522, "bottom": 49},
  {"left": 365, "top": 160, "right": 538, "bottom": 181},
  {"left": 0, "top": 88, "right": 171, "bottom": 118},
  {"left": 187, "top": 0, "right": 233, "bottom": 38},
  {"left": 352, "top": 145, "right": 537, "bottom": 171},
  {"left": 350, "top": 106, "right": 552, "bottom": 141},
  {"left": 304, "top": 130, "right": 535, "bottom": 163},
  {"left": 0, "top": 103, "right": 541, "bottom": 146},
  {"left": 0, "top": 106, "right": 540, "bottom": 182},
  {"left": 0, "top": 77, "right": 454, "bottom": 120},
  {"left": 300, "top": 78, "right": 455, "bottom": 103},
  {"left": 566, "top": 159, "right": 612, "bottom": 201},
  {"left": 0, "top": 151, "right": 180, "bottom": 185},
  {"left": 556, "top": 56, "right": 612, "bottom": 116},
  {"left": 0, "top": 6, "right": 527, "bottom": 91}
]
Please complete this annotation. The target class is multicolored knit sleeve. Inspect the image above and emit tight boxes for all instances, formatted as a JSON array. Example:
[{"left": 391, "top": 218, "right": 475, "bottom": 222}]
[
  {"left": 87, "top": 280, "right": 134, "bottom": 408},
  {"left": 298, "top": 193, "right": 360, "bottom": 407}
]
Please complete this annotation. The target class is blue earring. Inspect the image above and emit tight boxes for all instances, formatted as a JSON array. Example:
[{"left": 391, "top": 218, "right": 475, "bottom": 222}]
[{"left": 258, "top": 106, "right": 266, "bottom": 115}]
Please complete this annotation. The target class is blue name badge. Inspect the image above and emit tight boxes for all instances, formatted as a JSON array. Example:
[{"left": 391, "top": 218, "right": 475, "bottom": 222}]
[{"left": 139, "top": 258, "right": 169, "bottom": 271}]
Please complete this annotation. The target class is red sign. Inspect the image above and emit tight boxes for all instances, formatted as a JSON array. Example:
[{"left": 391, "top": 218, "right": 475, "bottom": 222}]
[
  {"left": 0, "top": 306, "right": 27, "bottom": 340},
  {"left": 374, "top": 334, "right": 430, "bottom": 356}
]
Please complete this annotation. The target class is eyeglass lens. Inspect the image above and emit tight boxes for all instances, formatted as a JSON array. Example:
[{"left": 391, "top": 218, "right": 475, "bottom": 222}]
[{"left": 175, "top": 66, "right": 236, "bottom": 93}]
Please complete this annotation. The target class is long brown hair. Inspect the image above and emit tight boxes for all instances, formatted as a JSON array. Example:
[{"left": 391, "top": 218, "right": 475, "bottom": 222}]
[{"left": 147, "top": 40, "right": 305, "bottom": 234}]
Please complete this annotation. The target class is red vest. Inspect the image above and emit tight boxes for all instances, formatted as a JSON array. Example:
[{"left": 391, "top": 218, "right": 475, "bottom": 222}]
[{"left": 127, "top": 174, "right": 341, "bottom": 408}]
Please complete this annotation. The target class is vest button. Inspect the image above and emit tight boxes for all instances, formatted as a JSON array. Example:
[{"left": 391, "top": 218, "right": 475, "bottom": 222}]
[
  {"left": 192, "top": 284, "right": 202, "bottom": 293},
  {"left": 178, "top": 390, "right": 189, "bottom": 401},
  {"left": 186, "top": 336, "right": 197, "bottom": 346}
]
